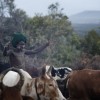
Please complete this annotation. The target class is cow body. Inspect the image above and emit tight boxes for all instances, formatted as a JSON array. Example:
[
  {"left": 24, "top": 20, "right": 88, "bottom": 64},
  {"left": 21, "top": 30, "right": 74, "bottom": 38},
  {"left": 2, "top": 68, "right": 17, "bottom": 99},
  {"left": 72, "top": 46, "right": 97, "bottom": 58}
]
[{"left": 67, "top": 69, "right": 100, "bottom": 100}]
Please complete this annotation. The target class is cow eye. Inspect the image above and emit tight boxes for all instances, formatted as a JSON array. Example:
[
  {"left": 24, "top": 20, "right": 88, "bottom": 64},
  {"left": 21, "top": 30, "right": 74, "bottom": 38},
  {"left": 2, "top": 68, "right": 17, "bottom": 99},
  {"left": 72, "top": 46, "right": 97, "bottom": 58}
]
[{"left": 49, "top": 84, "right": 53, "bottom": 87}]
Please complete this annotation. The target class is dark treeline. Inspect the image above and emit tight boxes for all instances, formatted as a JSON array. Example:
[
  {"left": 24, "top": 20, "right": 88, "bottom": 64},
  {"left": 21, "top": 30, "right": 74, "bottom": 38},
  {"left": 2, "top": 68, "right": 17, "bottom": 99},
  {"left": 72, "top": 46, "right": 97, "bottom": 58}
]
[{"left": 0, "top": 0, "right": 100, "bottom": 70}]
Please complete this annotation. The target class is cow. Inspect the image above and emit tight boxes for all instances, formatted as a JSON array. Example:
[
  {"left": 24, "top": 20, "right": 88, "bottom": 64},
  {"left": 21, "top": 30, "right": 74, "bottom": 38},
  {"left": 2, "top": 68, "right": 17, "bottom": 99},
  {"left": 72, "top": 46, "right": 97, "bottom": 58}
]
[
  {"left": 0, "top": 67, "right": 66, "bottom": 100},
  {"left": 21, "top": 66, "right": 66, "bottom": 100},
  {"left": 67, "top": 69, "right": 100, "bottom": 100},
  {"left": 0, "top": 67, "right": 24, "bottom": 100},
  {"left": 46, "top": 65, "right": 72, "bottom": 99},
  {"left": 46, "top": 65, "right": 72, "bottom": 80}
]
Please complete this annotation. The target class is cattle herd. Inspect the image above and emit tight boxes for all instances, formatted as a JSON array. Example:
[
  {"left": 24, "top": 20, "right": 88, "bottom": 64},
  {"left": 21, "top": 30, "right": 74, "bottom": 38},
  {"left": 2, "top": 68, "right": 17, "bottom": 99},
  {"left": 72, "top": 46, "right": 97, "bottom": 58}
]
[{"left": 0, "top": 64, "right": 100, "bottom": 100}]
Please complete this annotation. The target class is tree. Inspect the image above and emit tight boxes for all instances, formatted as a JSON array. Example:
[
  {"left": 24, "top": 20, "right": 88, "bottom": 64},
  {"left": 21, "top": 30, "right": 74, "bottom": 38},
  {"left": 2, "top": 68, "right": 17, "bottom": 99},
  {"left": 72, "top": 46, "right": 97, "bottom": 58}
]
[
  {"left": 0, "top": 0, "right": 28, "bottom": 41},
  {"left": 26, "top": 3, "right": 81, "bottom": 67},
  {"left": 82, "top": 30, "right": 100, "bottom": 55},
  {"left": 48, "top": 2, "right": 68, "bottom": 19}
]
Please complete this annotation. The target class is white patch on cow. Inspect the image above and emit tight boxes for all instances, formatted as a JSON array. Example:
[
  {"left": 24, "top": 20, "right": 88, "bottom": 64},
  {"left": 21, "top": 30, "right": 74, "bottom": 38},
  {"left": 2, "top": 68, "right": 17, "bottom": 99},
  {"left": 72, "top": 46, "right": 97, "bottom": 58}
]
[
  {"left": 46, "top": 73, "right": 50, "bottom": 79},
  {"left": 20, "top": 69, "right": 38, "bottom": 100},
  {"left": 3, "top": 71, "right": 20, "bottom": 87},
  {"left": 46, "top": 65, "right": 50, "bottom": 71},
  {"left": 66, "top": 67, "right": 72, "bottom": 71},
  {"left": 46, "top": 65, "right": 52, "bottom": 75},
  {"left": 53, "top": 74, "right": 61, "bottom": 80},
  {"left": 20, "top": 69, "right": 32, "bottom": 96},
  {"left": 53, "top": 73, "right": 66, "bottom": 81},
  {"left": 39, "top": 95, "right": 49, "bottom": 100},
  {"left": 66, "top": 78, "right": 69, "bottom": 88},
  {"left": 57, "top": 88, "right": 67, "bottom": 100},
  {"left": 20, "top": 69, "right": 32, "bottom": 79}
]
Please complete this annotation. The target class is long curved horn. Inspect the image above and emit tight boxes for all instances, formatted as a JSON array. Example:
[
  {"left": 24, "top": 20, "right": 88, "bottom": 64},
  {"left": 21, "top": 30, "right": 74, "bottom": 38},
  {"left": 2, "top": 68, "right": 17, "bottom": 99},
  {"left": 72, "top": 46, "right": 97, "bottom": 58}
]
[{"left": 0, "top": 67, "right": 24, "bottom": 91}]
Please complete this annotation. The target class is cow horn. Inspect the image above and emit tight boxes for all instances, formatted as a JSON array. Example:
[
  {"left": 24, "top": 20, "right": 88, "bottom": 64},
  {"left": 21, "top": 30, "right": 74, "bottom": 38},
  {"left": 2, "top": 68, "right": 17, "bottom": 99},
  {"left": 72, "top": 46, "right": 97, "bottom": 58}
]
[
  {"left": 41, "top": 66, "right": 46, "bottom": 76},
  {"left": 0, "top": 67, "right": 24, "bottom": 91},
  {"left": 47, "top": 65, "right": 53, "bottom": 75}
]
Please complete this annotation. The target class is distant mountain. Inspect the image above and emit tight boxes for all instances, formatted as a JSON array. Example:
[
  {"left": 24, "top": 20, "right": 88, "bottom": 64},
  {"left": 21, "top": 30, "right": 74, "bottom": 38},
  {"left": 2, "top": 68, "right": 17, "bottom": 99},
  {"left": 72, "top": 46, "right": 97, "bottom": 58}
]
[
  {"left": 68, "top": 11, "right": 100, "bottom": 36},
  {"left": 69, "top": 11, "right": 100, "bottom": 24}
]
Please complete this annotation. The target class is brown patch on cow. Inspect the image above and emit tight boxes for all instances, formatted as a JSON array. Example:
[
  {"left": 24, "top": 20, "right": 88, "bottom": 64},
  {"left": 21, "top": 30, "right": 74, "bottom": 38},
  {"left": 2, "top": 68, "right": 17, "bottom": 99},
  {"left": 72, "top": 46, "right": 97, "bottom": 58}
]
[
  {"left": 1, "top": 87, "right": 23, "bottom": 100},
  {"left": 36, "top": 77, "right": 45, "bottom": 95},
  {"left": 26, "top": 82, "right": 33, "bottom": 94}
]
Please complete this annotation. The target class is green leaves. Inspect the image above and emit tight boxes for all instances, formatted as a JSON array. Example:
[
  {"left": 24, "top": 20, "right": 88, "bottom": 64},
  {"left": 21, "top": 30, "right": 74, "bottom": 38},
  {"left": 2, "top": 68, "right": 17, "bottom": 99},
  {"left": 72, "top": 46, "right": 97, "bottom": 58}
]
[{"left": 82, "top": 30, "right": 100, "bottom": 55}]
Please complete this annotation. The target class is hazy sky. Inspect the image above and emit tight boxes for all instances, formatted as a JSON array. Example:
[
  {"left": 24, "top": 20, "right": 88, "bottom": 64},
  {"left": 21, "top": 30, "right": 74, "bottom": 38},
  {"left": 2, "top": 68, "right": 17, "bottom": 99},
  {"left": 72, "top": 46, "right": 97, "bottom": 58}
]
[{"left": 14, "top": 0, "right": 100, "bottom": 17}]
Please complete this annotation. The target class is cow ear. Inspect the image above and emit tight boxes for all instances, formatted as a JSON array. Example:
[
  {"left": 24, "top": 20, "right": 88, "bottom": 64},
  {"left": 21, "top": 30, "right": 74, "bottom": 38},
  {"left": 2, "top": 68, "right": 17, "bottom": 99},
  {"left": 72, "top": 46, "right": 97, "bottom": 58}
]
[
  {"left": 46, "top": 65, "right": 53, "bottom": 76},
  {"left": 41, "top": 66, "right": 46, "bottom": 76},
  {"left": 36, "top": 81, "right": 44, "bottom": 94}
]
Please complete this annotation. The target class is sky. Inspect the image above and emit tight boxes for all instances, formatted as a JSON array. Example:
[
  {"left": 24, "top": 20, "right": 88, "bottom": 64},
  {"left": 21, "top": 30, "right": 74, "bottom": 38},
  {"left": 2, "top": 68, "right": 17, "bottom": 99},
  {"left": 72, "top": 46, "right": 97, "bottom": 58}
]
[{"left": 14, "top": 0, "right": 100, "bottom": 17}]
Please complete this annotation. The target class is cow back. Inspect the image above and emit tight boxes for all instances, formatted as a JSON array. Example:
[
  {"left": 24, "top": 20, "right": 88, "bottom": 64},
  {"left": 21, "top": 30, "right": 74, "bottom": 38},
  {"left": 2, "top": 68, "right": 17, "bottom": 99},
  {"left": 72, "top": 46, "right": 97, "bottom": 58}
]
[{"left": 67, "top": 69, "right": 100, "bottom": 100}]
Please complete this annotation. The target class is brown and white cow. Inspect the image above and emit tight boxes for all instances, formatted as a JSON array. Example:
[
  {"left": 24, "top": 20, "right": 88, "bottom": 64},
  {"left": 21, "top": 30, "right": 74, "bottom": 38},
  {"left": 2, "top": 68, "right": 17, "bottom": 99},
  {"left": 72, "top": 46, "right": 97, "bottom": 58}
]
[
  {"left": 67, "top": 69, "right": 100, "bottom": 100},
  {"left": 0, "top": 67, "right": 66, "bottom": 100}
]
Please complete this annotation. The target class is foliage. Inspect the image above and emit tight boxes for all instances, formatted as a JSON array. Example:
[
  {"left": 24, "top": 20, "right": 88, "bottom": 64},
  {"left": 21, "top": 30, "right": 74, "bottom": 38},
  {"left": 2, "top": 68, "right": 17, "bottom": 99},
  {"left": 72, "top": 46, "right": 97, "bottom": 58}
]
[
  {"left": 81, "top": 30, "right": 100, "bottom": 55},
  {"left": 0, "top": 1, "right": 81, "bottom": 68},
  {"left": 0, "top": 0, "right": 28, "bottom": 41}
]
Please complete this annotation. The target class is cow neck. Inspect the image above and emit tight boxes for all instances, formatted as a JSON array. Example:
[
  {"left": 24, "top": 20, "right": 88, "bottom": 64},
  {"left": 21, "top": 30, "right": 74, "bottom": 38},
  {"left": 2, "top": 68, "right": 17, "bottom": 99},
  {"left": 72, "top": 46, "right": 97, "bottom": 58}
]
[{"left": 35, "top": 78, "right": 41, "bottom": 100}]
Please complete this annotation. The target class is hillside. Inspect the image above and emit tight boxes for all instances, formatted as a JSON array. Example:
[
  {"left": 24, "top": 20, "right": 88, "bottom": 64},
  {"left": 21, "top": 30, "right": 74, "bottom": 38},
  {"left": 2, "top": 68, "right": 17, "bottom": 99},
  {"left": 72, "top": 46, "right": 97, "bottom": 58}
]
[
  {"left": 68, "top": 11, "right": 100, "bottom": 36},
  {"left": 72, "top": 23, "right": 100, "bottom": 36},
  {"left": 69, "top": 11, "right": 100, "bottom": 24}
]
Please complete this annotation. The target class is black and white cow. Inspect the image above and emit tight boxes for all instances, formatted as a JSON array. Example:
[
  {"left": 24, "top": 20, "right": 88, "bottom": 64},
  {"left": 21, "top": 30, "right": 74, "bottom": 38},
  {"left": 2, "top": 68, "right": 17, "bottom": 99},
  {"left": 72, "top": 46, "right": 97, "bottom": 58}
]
[
  {"left": 46, "top": 65, "right": 72, "bottom": 99},
  {"left": 46, "top": 65, "right": 72, "bottom": 80}
]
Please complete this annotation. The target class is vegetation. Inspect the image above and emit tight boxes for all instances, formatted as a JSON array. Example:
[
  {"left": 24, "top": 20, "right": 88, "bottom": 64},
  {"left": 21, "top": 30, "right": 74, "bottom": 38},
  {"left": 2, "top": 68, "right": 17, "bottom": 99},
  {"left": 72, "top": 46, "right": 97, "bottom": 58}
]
[
  {"left": 0, "top": 0, "right": 100, "bottom": 69},
  {"left": 81, "top": 30, "right": 100, "bottom": 55}
]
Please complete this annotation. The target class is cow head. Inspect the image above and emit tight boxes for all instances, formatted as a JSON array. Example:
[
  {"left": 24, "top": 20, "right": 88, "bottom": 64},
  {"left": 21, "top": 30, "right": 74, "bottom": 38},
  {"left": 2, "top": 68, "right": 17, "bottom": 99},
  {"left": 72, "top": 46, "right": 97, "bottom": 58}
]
[
  {"left": 46, "top": 65, "right": 72, "bottom": 99},
  {"left": 25, "top": 66, "right": 66, "bottom": 100}
]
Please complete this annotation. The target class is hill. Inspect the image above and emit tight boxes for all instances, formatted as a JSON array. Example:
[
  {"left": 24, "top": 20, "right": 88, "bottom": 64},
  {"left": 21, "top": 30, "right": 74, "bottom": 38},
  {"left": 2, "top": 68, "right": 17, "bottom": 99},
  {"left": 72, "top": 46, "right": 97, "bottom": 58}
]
[
  {"left": 68, "top": 11, "right": 100, "bottom": 36},
  {"left": 69, "top": 10, "right": 100, "bottom": 24}
]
